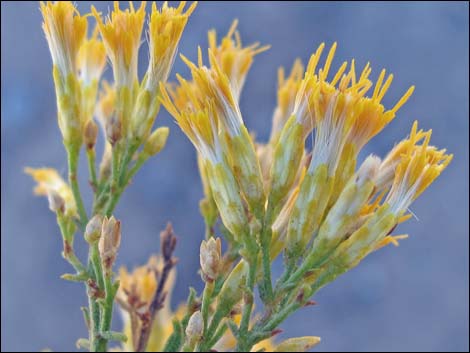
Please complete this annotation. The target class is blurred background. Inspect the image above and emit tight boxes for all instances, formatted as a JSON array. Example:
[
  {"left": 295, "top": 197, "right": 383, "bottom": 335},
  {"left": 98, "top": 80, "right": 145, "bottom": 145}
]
[{"left": 1, "top": 1, "right": 469, "bottom": 352}]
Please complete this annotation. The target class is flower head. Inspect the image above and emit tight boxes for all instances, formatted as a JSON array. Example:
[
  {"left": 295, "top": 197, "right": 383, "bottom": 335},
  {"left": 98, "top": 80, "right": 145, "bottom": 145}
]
[
  {"left": 385, "top": 125, "right": 452, "bottom": 216},
  {"left": 25, "top": 167, "right": 77, "bottom": 217},
  {"left": 92, "top": 1, "right": 146, "bottom": 88},
  {"left": 144, "top": 1, "right": 197, "bottom": 93},
  {"left": 40, "top": 1, "right": 87, "bottom": 77},
  {"left": 208, "top": 19, "right": 269, "bottom": 100}
]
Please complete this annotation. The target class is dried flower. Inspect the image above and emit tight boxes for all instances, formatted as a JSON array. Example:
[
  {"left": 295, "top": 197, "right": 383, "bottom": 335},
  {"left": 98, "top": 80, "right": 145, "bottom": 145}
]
[
  {"left": 200, "top": 237, "right": 222, "bottom": 281},
  {"left": 84, "top": 119, "right": 99, "bottom": 150},
  {"left": 99, "top": 216, "right": 121, "bottom": 274},
  {"left": 84, "top": 214, "right": 103, "bottom": 244}
]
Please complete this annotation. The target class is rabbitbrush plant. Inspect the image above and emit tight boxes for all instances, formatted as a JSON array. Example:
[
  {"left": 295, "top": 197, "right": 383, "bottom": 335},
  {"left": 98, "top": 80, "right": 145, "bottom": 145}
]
[{"left": 27, "top": 1, "right": 452, "bottom": 352}]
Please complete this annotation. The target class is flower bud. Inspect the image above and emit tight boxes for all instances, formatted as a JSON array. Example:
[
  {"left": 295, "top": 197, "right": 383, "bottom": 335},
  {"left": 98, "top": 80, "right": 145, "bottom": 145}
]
[
  {"left": 47, "top": 189, "right": 65, "bottom": 214},
  {"left": 200, "top": 237, "right": 222, "bottom": 282},
  {"left": 308, "top": 155, "right": 380, "bottom": 264},
  {"left": 99, "top": 216, "right": 121, "bottom": 274},
  {"left": 84, "top": 119, "right": 99, "bottom": 150},
  {"left": 185, "top": 311, "right": 204, "bottom": 342},
  {"left": 105, "top": 115, "right": 122, "bottom": 146},
  {"left": 269, "top": 115, "right": 305, "bottom": 204},
  {"left": 84, "top": 214, "right": 103, "bottom": 244},
  {"left": 287, "top": 164, "right": 332, "bottom": 257},
  {"left": 274, "top": 336, "right": 321, "bottom": 352},
  {"left": 224, "top": 125, "right": 265, "bottom": 216},
  {"left": 206, "top": 162, "right": 248, "bottom": 239},
  {"left": 143, "top": 127, "right": 169, "bottom": 157},
  {"left": 216, "top": 260, "right": 249, "bottom": 317}
]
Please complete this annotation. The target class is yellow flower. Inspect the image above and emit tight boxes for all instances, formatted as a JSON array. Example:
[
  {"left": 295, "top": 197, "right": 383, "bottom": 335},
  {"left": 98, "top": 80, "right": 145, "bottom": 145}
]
[
  {"left": 144, "top": 1, "right": 197, "bottom": 93},
  {"left": 385, "top": 126, "right": 453, "bottom": 216},
  {"left": 208, "top": 19, "right": 270, "bottom": 100},
  {"left": 40, "top": 1, "right": 87, "bottom": 77},
  {"left": 92, "top": 1, "right": 146, "bottom": 88},
  {"left": 41, "top": 1, "right": 88, "bottom": 145},
  {"left": 25, "top": 167, "right": 77, "bottom": 217}
]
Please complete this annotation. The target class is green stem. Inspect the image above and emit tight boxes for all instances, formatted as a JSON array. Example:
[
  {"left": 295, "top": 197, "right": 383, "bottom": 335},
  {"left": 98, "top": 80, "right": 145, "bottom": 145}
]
[
  {"left": 86, "top": 148, "right": 98, "bottom": 192},
  {"left": 236, "top": 252, "right": 257, "bottom": 352},
  {"left": 86, "top": 245, "right": 102, "bottom": 352},
  {"left": 90, "top": 244, "right": 105, "bottom": 292},
  {"left": 66, "top": 143, "right": 88, "bottom": 228},
  {"left": 96, "top": 277, "right": 115, "bottom": 352},
  {"left": 201, "top": 281, "right": 214, "bottom": 338},
  {"left": 56, "top": 213, "right": 86, "bottom": 274},
  {"left": 260, "top": 204, "right": 274, "bottom": 304}
]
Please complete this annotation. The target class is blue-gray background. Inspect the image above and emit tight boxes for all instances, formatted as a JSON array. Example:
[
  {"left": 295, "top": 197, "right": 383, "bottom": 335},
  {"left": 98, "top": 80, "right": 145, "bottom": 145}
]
[{"left": 1, "top": 1, "right": 469, "bottom": 352}]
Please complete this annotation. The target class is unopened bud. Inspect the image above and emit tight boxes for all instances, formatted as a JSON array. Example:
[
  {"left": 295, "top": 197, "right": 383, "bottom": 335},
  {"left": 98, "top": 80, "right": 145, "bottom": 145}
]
[
  {"left": 47, "top": 189, "right": 65, "bottom": 213},
  {"left": 99, "top": 216, "right": 121, "bottom": 274},
  {"left": 273, "top": 336, "right": 321, "bottom": 352},
  {"left": 105, "top": 115, "right": 122, "bottom": 146},
  {"left": 216, "top": 260, "right": 249, "bottom": 317},
  {"left": 143, "top": 127, "right": 169, "bottom": 156},
  {"left": 185, "top": 311, "right": 204, "bottom": 342},
  {"left": 269, "top": 115, "right": 304, "bottom": 204},
  {"left": 84, "top": 214, "right": 103, "bottom": 244},
  {"left": 84, "top": 119, "right": 99, "bottom": 150},
  {"left": 200, "top": 237, "right": 222, "bottom": 282}
]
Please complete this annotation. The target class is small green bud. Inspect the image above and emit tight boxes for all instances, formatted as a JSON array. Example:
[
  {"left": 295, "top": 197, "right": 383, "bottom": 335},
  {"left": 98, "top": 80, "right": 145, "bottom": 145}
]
[
  {"left": 143, "top": 126, "right": 169, "bottom": 156},
  {"left": 216, "top": 260, "right": 249, "bottom": 317}
]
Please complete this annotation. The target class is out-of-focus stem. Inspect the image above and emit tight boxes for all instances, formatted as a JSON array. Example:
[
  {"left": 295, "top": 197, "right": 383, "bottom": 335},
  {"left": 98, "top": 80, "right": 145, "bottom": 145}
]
[{"left": 66, "top": 143, "right": 88, "bottom": 228}]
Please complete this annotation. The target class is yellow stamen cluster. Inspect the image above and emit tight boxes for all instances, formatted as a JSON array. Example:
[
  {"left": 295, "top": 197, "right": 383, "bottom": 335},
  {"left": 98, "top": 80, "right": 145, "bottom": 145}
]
[{"left": 24, "top": 167, "right": 77, "bottom": 217}]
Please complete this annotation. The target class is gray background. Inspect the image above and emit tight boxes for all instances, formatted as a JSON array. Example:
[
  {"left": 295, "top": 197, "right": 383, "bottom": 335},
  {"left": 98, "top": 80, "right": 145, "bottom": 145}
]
[{"left": 1, "top": 1, "right": 469, "bottom": 352}]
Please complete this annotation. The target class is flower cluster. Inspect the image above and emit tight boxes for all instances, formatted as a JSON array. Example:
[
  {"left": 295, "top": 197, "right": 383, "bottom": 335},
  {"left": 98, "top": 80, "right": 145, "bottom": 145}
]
[{"left": 28, "top": 2, "right": 452, "bottom": 352}]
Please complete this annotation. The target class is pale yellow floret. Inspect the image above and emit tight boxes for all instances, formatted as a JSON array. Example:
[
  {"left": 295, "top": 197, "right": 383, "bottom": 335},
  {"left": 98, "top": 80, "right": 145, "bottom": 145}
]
[
  {"left": 40, "top": 1, "right": 87, "bottom": 76},
  {"left": 77, "top": 27, "right": 107, "bottom": 86},
  {"left": 25, "top": 167, "right": 77, "bottom": 217}
]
